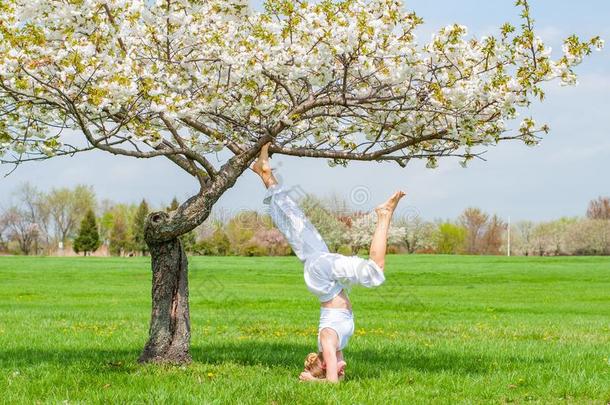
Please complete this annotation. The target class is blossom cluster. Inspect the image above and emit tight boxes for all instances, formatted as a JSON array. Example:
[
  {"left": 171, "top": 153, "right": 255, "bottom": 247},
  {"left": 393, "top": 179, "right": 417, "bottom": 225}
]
[{"left": 0, "top": 0, "right": 602, "bottom": 166}]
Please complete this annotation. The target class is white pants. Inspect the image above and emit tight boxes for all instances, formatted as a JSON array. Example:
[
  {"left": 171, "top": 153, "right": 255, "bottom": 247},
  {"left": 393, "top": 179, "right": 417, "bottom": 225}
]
[{"left": 264, "top": 184, "right": 385, "bottom": 302}]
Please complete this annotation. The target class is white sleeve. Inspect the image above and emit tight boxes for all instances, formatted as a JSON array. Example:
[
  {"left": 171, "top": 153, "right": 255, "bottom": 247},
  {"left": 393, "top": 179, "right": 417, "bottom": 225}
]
[{"left": 330, "top": 255, "right": 385, "bottom": 288}]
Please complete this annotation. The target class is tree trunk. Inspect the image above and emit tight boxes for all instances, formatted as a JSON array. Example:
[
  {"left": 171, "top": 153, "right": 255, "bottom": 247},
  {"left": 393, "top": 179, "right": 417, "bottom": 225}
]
[
  {"left": 138, "top": 236, "right": 191, "bottom": 364},
  {"left": 136, "top": 141, "right": 267, "bottom": 365}
]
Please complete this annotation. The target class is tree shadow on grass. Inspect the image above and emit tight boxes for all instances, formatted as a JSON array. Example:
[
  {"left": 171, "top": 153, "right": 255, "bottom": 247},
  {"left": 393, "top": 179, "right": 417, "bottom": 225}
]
[
  {"left": 192, "top": 340, "right": 543, "bottom": 378},
  {"left": 0, "top": 342, "right": 546, "bottom": 379},
  {"left": 0, "top": 347, "right": 142, "bottom": 374}
]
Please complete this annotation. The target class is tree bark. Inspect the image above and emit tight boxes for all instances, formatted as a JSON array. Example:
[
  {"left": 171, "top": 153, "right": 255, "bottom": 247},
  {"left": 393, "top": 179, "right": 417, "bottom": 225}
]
[{"left": 138, "top": 234, "right": 191, "bottom": 364}]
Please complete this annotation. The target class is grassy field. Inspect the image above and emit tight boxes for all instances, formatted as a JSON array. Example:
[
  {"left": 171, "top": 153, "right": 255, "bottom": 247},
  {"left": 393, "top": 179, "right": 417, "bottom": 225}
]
[{"left": 0, "top": 255, "right": 609, "bottom": 404}]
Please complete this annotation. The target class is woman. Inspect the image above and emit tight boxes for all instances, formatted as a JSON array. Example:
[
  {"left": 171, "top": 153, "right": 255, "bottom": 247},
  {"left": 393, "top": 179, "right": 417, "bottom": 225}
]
[{"left": 252, "top": 143, "right": 405, "bottom": 383}]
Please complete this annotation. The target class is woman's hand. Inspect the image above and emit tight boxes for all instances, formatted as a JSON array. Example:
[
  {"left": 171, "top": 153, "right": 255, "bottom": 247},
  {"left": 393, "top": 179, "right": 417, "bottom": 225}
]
[
  {"left": 338, "top": 360, "right": 346, "bottom": 379},
  {"left": 299, "top": 371, "right": 317, "bottom": 382}
]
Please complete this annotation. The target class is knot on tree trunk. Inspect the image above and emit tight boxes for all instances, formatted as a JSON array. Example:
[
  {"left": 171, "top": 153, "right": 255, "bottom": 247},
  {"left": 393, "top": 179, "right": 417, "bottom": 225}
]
[
  {"left": 144, "top": 205, "right": 201, "bottom": 244},
  {"left": 144, "top": 211, "right": 174, "bottom": 244}
]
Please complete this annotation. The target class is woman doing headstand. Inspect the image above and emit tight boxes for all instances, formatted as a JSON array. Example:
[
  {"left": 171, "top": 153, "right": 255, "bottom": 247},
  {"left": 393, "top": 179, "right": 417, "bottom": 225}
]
[{"left": 252, "top": 143, "right": 405, "bottom": 383}]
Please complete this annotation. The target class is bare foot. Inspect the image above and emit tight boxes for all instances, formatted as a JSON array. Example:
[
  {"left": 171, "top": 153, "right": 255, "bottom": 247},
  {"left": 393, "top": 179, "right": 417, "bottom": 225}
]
[
  {"left": 251, "top": 143, "right": 276, "bottom": 187},
  {"left": 375, "top": 191, "right": 406, "bottom": 217}
]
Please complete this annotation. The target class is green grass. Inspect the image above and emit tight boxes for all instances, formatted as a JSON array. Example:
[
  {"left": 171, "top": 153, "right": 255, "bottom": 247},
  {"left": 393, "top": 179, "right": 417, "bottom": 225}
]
[{"left": 0, "top": 255, "right": 609, "bottom": 404}]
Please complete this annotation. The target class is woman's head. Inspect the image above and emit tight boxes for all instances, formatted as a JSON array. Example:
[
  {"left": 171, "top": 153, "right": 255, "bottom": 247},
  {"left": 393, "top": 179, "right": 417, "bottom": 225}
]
[{"left": 304, "top": 352, "right": 325, "bottom": 378}]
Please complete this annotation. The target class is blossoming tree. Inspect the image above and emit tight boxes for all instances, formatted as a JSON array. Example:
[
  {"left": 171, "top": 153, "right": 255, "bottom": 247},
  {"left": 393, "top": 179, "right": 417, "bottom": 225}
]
[{"left": 0, "top": 0, "right": 602, "bottom": 364}]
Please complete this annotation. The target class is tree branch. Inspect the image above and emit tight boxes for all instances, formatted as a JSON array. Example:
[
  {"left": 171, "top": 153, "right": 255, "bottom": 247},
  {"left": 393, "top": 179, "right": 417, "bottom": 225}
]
[
  {"left": 159, "top": 113, "right": 217, "bottom": 183},
  {"left": 180, "top": 116, "right": 245, "bottom": 154},
  {"left": 269, "top": 130, "right": 448, "bottom": 162}
]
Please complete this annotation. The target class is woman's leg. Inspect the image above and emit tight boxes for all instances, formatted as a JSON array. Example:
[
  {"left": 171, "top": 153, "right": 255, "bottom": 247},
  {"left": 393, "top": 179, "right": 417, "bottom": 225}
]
[
  {"left": 252, "top": 143, "right": 329, "bottom": 261},
  {"left": 369, "top": 191, "right": 406, "bottom": 270}
]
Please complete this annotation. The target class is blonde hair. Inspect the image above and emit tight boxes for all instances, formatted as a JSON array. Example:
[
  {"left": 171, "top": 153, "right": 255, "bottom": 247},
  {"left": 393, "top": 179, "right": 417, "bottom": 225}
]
[{"left": 304, "top": 352, "right": 325, "bottom": 378}]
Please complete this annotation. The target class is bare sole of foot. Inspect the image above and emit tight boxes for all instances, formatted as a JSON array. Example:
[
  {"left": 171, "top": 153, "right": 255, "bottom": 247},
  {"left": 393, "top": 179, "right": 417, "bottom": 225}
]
[{"left": 375, "top": 191, "right": 406, "bottom": 216}]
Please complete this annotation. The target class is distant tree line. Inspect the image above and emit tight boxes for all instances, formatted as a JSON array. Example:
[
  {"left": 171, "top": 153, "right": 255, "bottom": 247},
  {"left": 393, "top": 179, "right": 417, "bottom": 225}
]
[
  {"left": 0, "top": 183, "right": 608, "bottom": 257},
  {"left": 396, "top": 197, "right": 610, "bottom": 256},
  {"left": 0, "top": 183, "right": 191, "bottom": 256},
  {"left": 0, "top": 183, "right": 95, "bottom": 255}
]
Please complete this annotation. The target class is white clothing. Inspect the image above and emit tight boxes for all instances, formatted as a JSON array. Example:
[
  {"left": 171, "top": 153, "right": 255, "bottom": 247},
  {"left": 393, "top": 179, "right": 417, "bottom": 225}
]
[
  {"left": 264, "top": 184, "right": 386, "bottom": 352},
  {"left": 317, "top": 308, "right": 354, "bottom": 351},
  {"left": 264, "top": 184, "right": 386, "bottom": 302},
  {"left": 304, "top": 252, "right": 386, "bottom": 302}
]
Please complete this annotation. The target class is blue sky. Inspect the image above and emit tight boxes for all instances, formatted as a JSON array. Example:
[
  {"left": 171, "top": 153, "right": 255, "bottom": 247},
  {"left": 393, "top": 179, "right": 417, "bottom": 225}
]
[{"left": 1, "top": 0, "right": 608, "bottom": 221}]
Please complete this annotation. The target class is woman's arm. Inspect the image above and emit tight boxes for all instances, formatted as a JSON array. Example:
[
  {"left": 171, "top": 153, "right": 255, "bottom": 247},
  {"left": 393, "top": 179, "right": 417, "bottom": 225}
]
[
  {"left": 320, "top": 329, "right": 339, "bottom": 383},
  {"left": 299, "top": 330, "right": 341, "bottom": 383},
  {"left": 322, "top": 345, "right": 339, "bottom": 382}
]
